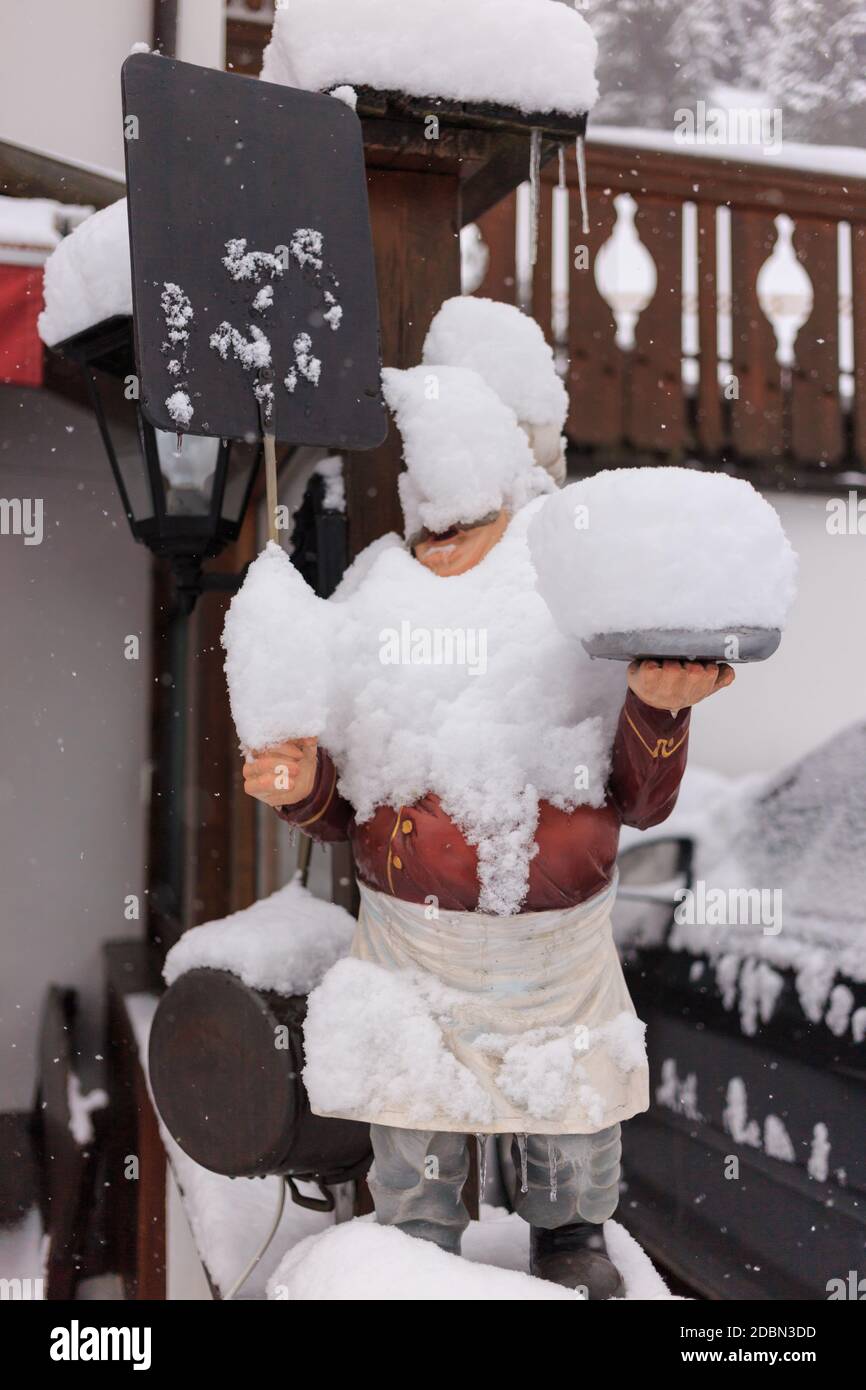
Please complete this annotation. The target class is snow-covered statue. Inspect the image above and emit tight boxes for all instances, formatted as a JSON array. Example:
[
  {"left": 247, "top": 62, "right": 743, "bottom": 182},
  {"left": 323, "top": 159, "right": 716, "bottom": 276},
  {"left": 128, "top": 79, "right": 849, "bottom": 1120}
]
[{"left": 235, "top": 304, "right": 735, "bottom": 1298}]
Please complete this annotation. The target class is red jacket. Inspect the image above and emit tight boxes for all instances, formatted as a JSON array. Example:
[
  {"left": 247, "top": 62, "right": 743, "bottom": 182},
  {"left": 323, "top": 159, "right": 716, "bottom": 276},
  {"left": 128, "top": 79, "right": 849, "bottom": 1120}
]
[{"left": 276, "top": 688, "right": 689, "bottom": 913}]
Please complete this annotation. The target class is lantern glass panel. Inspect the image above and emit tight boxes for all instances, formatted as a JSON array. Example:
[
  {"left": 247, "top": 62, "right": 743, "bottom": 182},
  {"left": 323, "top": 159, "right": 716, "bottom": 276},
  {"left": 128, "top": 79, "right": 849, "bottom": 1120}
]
[
  {"left": 114, "top": 430, "right": 156, "bottom": 522},
  {"left": 155, "top": 431, "right": 220, "bottom": 517}
]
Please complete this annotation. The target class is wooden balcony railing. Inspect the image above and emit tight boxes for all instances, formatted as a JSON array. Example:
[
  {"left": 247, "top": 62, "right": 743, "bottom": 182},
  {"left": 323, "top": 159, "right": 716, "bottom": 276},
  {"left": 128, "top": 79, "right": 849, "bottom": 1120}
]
[{"left": 474, "top": 139, "right": 866, "bottom": 491}]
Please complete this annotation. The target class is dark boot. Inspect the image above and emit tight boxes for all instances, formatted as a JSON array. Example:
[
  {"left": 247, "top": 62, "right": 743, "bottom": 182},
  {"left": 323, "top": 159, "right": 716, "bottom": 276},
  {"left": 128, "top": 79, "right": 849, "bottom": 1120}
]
[{"left": 530, "top": 1221, "right": 624, "bottom": 1299}]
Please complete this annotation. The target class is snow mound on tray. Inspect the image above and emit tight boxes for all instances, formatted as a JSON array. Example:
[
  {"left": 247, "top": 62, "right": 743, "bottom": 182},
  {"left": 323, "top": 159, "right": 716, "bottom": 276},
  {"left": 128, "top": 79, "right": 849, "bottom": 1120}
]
[
  {"left": 38, "top": 199, "right": 131, "bottom": 346},
  {"left": 529, "top": 467, "right": 798, "bottom": 640},
  {"left": 267, "top": 1213, "right": 676, "bottom": 1300},
  {"left": 423, "top": 296, "right": 569, "bottom": 429},
  {"left": 222, "top": 541, "right": 336, "bottom": 750},
  {"left": 261, "top": 0, "right": 598, "bottom": 117},
  {"left": 163, "top": 874, "right": 354, "bottom": 997}
]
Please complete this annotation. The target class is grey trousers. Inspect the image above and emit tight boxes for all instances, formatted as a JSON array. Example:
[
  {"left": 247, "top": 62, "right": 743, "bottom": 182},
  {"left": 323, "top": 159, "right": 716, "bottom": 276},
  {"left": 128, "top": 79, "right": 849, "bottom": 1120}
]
[{"left": 368, "top": 1123, "right": 622, "bottom": 1254}]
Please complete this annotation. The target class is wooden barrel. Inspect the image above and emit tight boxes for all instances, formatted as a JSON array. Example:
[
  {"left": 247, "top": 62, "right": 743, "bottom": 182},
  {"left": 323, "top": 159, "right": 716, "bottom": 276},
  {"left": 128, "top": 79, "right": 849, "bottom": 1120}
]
[{"left": 148, "top": 968, "right": 372, "bottom": 1183}]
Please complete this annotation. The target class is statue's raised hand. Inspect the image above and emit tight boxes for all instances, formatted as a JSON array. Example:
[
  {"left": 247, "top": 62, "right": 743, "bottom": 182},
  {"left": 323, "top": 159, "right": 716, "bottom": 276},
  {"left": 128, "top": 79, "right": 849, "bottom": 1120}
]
[{"left": 242, "top": 738, "right": 318, "bottom": 807}]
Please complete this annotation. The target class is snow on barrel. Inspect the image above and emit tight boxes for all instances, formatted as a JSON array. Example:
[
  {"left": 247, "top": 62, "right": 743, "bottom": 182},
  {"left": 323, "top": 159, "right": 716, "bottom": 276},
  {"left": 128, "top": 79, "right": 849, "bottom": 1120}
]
[
  {"left": 221, "top": 540, "right": 336, "bottom": 750},
  {"left": 528, "top": 467, "right": 798, "bottom": 657}
]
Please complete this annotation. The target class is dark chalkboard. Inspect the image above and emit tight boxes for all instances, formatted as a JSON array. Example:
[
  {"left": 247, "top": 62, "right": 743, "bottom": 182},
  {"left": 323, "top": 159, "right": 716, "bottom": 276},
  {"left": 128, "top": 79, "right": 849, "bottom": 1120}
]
[{"left": 121, "top": 53, "right": 386, "bottom": 448}]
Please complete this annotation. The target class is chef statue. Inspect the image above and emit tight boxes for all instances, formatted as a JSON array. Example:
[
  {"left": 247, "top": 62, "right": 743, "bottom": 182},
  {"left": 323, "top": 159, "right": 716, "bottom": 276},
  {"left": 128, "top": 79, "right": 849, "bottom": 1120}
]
[{"left": 241, "top": 298, "right": 734, "bottom": 1298}]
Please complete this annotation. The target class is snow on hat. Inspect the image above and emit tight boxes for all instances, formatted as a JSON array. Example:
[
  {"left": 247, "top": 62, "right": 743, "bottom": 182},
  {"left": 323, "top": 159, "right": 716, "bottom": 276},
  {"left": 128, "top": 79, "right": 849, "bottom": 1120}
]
[
  {"left": 381, "top": 364, "right": 553, "bottom": 541},
  {"left": 422, "top": 296, "right": 569, "bottom": 432}
]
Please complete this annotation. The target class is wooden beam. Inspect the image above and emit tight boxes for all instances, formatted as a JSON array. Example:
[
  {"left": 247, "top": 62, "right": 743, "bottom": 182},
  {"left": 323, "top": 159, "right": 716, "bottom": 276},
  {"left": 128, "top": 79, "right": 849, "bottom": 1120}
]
[
  {"left": 791, "top": 218, "right": 844, "bottom": 468},
  {"left": 0, "top": 139, "right": 123, "bottom": 208},
  {"left": 461, "top": 137, "right": 558, "bottom": 228},
  {"left": 345, "top": 166, "right": 462, "bottom": 556},
  {"left": 695, "top": 203, "right": 724, "bottom": 455},
  {"left": 629, "top": 200, "right": 684, "bottom": 454},
  {"left": 729, "top": 211, "right": 784, "bottom": 464},
  {"left": 151, "top": 0, "right": 178, "bottom": 56},
  {"left": 564, "top": 139, "right": 866, "bottom": 224}
]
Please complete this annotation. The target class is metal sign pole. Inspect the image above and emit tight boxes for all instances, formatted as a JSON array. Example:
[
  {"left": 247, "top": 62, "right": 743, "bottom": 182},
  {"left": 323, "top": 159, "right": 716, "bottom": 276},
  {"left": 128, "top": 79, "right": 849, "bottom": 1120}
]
[{"left": 264, "top": 432, "right": 279, "bottom": 546}]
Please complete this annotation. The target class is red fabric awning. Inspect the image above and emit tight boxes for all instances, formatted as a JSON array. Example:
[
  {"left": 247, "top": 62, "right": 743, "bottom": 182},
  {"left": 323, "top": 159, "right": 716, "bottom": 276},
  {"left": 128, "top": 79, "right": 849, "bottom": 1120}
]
[{"left": 0, "top": 264, "right": 45, "bottom": 387}]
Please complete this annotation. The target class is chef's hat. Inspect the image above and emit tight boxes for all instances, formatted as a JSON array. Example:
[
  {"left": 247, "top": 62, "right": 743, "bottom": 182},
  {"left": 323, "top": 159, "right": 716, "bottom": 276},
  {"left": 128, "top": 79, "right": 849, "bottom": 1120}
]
[
  {"left": 381, "top": 364, "right": 553, "bottom": 542},
  {"left": 423, "top": 296, "right": 568, "bottom": 428}
]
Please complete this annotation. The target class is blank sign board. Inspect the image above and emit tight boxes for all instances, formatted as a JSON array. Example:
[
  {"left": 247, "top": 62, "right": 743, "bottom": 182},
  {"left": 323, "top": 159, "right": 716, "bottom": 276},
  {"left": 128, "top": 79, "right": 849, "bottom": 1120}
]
[{"left": 121, "top": 54, "right": 387, "bottom": 448}]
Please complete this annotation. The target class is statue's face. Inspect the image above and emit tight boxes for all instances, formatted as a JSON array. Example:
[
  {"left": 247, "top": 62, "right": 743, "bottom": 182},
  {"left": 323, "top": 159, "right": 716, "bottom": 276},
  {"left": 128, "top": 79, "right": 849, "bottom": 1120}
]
[{"left": 413, "top": 509, "right": 509, "bottom": 577}]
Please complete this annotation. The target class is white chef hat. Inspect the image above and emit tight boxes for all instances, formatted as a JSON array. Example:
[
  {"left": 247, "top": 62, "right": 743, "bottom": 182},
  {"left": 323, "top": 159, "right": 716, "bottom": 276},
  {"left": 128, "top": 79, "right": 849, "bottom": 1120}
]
[
  {"left": 422, "top": 296, "right": 569, "bottom": 484},
  {"left": 381, "top": 364, "right": 553, "bottom": 542}
]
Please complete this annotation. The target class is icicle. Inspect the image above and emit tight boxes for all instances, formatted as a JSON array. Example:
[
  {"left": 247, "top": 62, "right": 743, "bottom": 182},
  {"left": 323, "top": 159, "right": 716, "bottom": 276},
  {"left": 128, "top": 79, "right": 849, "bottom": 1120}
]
[
  {"left": 517, "top": 1134, "right": 529, "bottom": 1195},
  {"left": 557, "top": 143, "right": 566, "bottom": 190},
  {"left": 547, "top": 1139, "right": 558, "bottom": 1204},
  {"left": 475, "top": 1134, "right": 488, "bottom": 1206},
  {"left": 575, "top": 133, "right": 590, "bottom": 237},
  {"left": 529, "top": 128, "right": 542, "bottom": 269}
]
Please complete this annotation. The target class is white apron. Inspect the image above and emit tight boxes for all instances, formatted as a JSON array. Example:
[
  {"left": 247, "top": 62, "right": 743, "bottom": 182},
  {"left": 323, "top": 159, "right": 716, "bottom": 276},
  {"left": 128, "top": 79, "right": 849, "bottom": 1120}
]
[{"left": 308, "top": 877, "right": 649, "bottom": 1136}]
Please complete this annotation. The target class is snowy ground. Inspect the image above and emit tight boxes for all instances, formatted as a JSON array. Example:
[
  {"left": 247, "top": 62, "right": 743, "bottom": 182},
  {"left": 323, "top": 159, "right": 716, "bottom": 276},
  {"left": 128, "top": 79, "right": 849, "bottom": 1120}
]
[{"left": 267, "top": 1207, "right": 677, "bottom": 1301}]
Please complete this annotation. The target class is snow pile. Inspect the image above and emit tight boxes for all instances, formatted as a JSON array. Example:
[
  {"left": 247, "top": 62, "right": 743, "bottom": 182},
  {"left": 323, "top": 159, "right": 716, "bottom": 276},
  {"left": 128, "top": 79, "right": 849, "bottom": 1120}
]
[
  {"left": 674, "top": 724, "right": 866, "bottom": 1028},
  {"left": 269, "top": 1220, "right": 579, "bottom": 1300},
  {"left": 304, "top": 958, "right": 494, "bottom": 1127},
  {"left": 305, "top": 956, "right": 645, "bottom": 1129},
  {"left": 475, "top": 1014, "right": 645, "bottom": 1124},
  {"left": 38, "top": 199, "right": 131, "bottom": 346},
  {"left": 383, "top": 365, "right": 552, "bottom": 541},
  {"left": 222, "top": 541, "right": 336, "bottom": 750},
  {"left": 530, "top": 468, "right": 798, "bottom": 640},
  {"left": 423, "top": 297, "right": 568, "bottom": 430},
  {"left": 267, "top": 1213, "right": 675, "bottom": 1300},
  {"left": 324, "top": 504, "right": 625, "bottom": 914},
  {"left": 261, "top": 0, "right": 598, "bottom": 116},
  {"left": 164, "top": 875, "right": 355, "bottom": 998},
  {"left": 617, "top": 726, "right": 866, "bottom": 1040},
  {"left": 0, "top": 195, "right": 73, "bottom": 258}
]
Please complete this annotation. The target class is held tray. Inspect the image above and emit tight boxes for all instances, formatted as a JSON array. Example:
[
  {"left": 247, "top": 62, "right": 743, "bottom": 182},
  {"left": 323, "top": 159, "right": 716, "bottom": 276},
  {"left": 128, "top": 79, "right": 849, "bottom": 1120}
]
[{"left": 581, "top": 627, "right": 782, "bottom": 664}]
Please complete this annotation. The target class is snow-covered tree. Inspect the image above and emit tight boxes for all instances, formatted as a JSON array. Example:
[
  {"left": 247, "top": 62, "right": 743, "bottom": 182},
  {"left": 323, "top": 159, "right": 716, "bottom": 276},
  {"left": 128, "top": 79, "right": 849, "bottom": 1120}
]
[{"left": 586, "top": 0, "right": 866, "bottom": 149}]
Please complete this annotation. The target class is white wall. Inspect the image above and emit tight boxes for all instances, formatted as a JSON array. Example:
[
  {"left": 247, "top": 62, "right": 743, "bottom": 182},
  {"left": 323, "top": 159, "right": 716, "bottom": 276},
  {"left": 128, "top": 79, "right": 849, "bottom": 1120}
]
[
  {"left": 0, "top": 0, "right": 226, "bottom": 176},
  {"left": 0, "top": 388, "right": 152, "bottom": 1109},
  {"left": 686, "top": 490, "right": 866, "bottom": 777}
]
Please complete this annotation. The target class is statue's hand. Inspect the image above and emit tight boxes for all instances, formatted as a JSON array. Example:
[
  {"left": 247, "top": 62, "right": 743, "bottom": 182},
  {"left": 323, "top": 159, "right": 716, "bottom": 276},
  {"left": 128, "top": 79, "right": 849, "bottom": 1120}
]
[
  {"left": 242, "top": 737, "right": 318, "bottom": 807},
  {"left": 627, "top": 659, "right": 735, "bottom": 713}
]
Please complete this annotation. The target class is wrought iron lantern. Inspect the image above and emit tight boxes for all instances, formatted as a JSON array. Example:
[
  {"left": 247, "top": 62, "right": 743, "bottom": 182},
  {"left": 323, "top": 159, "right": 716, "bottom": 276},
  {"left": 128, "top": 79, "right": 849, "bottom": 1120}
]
[{"left": 52, "top": 314, "right": 261, "bottom": 613}]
